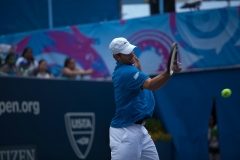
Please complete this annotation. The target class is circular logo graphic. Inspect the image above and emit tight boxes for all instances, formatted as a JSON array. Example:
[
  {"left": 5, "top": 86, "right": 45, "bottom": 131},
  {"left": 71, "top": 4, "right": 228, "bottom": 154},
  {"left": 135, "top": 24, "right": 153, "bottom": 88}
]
[{"left": 128, "top": 29, "right": 177, "bottom": 74}]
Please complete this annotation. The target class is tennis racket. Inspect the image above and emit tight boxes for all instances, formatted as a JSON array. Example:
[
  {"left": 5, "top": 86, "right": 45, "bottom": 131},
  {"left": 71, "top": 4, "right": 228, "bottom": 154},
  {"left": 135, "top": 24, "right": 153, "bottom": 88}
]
[{"left": 167, "top": 42, "right": 179, "bottom": 76}]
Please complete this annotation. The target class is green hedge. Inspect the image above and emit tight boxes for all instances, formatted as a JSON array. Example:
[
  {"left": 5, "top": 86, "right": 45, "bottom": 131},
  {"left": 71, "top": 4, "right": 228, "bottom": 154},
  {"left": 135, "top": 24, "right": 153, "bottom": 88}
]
[{"left": 145, "top": 118, "right": 172, "bottom": 141}]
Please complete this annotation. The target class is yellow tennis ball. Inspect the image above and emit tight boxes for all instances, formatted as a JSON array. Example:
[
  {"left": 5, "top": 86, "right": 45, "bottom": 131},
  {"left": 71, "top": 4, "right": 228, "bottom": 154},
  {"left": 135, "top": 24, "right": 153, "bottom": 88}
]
[{"left": 221, "top": 88, "right": 232, "bottom": 98}]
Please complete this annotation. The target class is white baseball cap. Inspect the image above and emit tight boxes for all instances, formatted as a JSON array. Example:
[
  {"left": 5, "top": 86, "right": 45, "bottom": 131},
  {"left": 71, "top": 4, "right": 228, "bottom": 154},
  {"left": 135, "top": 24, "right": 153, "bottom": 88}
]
[{"left": 109, "top": 37, "right": 136, "bottom": 55}]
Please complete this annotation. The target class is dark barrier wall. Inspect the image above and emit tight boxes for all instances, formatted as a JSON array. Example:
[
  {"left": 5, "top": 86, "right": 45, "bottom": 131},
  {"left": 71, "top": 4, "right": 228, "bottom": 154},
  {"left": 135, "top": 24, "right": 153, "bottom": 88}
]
[
  {"left": 0, "top": 0, "right": 120, "bottom": 35},
  {"left": 0, "top": 0, "right": 49, "bottom": 35},
  {"left": 154, "top": 68, "right": 240, "bottom": 160},
  {"left": 0, "top": 77, "right": 115, "bottom": 160},
  {"left": 1, "top": 68, "right": 240, "bottom": 160},
  {"left": 52, "top": 0, "right": 120, "bottom": 28}
]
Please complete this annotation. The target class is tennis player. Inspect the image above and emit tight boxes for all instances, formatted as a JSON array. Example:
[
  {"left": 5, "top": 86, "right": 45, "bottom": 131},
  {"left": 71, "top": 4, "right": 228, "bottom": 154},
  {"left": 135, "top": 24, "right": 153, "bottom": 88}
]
[{"left": 109, "top": 37, "right": 182, "bottom": 160}]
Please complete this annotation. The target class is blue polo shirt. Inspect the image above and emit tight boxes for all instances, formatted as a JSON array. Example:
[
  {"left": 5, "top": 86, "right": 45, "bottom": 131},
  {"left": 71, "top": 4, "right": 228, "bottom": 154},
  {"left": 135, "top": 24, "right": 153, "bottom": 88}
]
[{"left": 111, "top": 62, "right": 155, "bottom": 128}]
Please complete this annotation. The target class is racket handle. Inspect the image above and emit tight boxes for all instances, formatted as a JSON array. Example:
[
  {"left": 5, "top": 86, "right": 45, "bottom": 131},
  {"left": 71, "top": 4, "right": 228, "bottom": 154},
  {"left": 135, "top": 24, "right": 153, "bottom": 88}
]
[{"left": 174, "top": 61, "right": 178, "bottom": 69}]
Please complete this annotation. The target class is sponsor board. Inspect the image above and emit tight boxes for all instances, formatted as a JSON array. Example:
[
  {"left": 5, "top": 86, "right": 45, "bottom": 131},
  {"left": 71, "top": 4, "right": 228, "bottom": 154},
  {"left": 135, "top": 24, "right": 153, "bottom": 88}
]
[
  {"left": 0, "top": 145, "right": 36, "bottom": 160},
  {"left": 65, "top": 112, "right": 95, "bottom": 159}
]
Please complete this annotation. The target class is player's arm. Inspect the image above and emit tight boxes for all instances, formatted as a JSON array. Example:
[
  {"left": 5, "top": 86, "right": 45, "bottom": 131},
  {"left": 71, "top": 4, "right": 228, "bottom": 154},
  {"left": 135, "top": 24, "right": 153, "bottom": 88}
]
[
  {"left": 62, "top": 67, "right": 82, "bottom": 76},
  {"left": 141, "top": 70, "right": 171, "bottom": 91},
  {"left": 75, "top": 68, "right": 93, "bottom": 75},
  {"left": 141, "top": 62, "right": 182, "bottom": 91}
]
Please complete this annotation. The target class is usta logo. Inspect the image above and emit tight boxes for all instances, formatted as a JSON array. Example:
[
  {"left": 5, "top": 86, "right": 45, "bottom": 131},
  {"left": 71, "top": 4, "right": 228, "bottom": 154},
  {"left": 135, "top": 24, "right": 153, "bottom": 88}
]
[{"left": 71, "top": 118, "right": 92, "bottom": 129}]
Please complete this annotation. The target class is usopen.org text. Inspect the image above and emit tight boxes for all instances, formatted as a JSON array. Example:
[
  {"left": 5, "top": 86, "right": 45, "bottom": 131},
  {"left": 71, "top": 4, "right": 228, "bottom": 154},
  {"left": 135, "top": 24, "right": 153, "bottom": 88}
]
[{"left": 0, "top": 101, "right": 40, "bottom": 116}]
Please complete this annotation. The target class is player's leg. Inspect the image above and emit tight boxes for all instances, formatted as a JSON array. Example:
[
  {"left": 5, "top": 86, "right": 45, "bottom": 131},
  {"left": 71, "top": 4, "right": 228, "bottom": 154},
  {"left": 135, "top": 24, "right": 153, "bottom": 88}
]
[
  {"left": 140, "top": 126, "right": 160, "bottom": 160},
  {"left": 110, "top": 125, "right": 142, "bottom": 160}
]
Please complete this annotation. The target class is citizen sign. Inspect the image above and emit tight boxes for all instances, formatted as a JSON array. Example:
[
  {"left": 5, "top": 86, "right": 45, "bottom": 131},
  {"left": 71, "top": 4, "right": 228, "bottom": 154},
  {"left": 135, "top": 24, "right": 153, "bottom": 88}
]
[
  {"left": 65, "top": 112, "right": 95, "bottom": 159},
  {"left": 0, "top": 145, "right": 36, "bottom": 160}
]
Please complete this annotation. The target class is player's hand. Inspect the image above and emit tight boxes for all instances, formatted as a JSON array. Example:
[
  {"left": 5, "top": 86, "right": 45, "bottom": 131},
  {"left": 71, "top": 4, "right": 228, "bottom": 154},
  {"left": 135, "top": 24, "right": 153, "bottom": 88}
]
[
  {"left": 173, "top": 62, "right": 182, "bottom": 74},
  {"left": 133, "top": 55, "right": 142, "bottom": 71}
]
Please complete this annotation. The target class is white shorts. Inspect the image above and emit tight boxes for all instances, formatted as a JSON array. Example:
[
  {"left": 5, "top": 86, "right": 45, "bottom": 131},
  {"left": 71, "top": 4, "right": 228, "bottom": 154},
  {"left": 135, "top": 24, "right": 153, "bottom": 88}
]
[{"left": 109, "top": 123, "right": 159, "bottom": 160}]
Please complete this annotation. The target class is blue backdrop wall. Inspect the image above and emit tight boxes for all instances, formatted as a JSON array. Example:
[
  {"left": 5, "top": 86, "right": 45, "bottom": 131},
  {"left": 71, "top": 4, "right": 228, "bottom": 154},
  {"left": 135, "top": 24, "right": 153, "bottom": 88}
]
[{"left": 154, "top": 68, "right": 240, "bottom": 160}]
